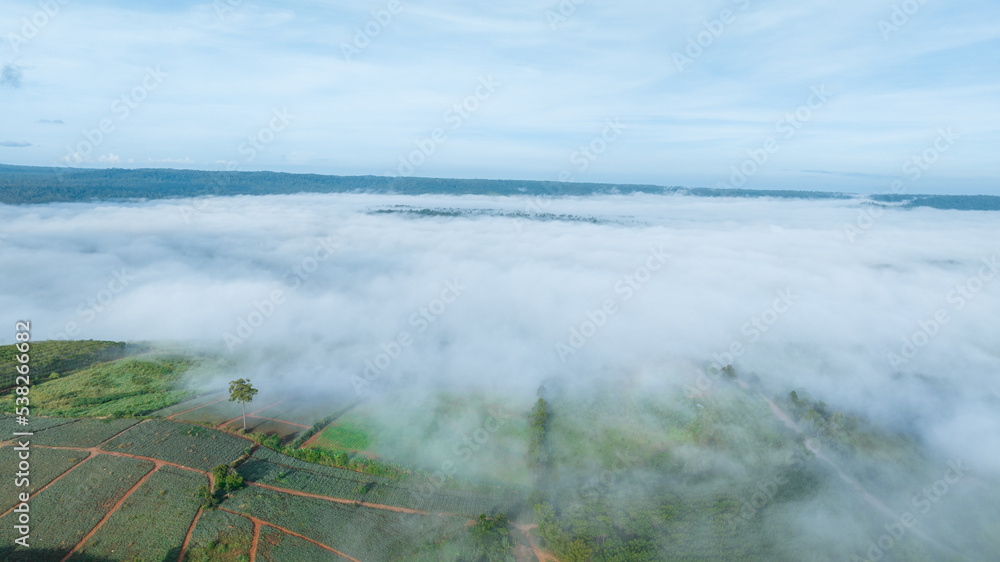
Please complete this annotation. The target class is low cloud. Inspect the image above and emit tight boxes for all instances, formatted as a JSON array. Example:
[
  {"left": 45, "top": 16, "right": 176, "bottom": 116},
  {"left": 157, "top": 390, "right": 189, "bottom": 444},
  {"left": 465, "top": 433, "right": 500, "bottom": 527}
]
[
  {"left": 1, "top": 191, "right": 997, "bottom": 556},
  {"left": 0, "top": 63, "right": 24, "bottom": 88}
]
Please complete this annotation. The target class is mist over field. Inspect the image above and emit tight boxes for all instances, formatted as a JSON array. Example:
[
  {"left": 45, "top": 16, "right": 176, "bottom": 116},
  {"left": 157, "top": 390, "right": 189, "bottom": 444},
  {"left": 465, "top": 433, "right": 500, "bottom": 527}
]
[{"left": 1, "top": 192, "right": 998, "bottom": 471}]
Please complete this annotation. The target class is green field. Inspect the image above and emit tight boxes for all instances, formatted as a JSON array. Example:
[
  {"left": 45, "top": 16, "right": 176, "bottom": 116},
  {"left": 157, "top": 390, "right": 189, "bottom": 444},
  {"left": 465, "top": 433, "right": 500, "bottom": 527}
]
[
  {"left": 0, "top": 340, "right": 129, "bottom": 391},
  {"left": 183, "top": 508, "right": 254, "bottom": 561},
  {"left": 0, "top": 355, "right": 194, "bottom": 418},
  {"left": 224, "top": 484, "right": 471, "bottom": 562},
  {"left": 75, "top": 466, "right": 206, "bottom": 560},
  {"left": 32, "top": 418, "right": 140, "bottom": 448},
  {"left": 305, "top": 394, "right": 534, "bottom": 489},
  {"left": 0, "top": 341, "right": 997, "bottom": 561},
  {"left": 0, "top": 447, "right": 89, "bottom": 512},
  {"left": 255, "top": 526, "right": 335, "bottom": 562},
  {"left": 0, "top": 454, "right": 154, "bottom": 561},
  {"left": 100, "top": 419, "right": 250, "bottom": 471}
]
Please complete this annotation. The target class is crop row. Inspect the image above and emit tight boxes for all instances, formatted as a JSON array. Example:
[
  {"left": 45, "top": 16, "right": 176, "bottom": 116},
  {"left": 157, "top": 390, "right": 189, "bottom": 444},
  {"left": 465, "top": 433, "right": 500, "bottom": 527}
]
[
  {"left": 0, "top": 454, "right": 154, "bottom": 561},
  {"left": 240, "top": 456, "right": 521, "bottom": 516},
  {"left": 256, "top": 526, "right": 333, "bottom": 562},
  {"left": 32, "top": 418, "right": 140, "bottom": 448},
  {"left": 250, "top": 446, "right": 392, "bottom": 484},
  {"left": 100, "top": 419, "right": 250, "bottom": 471},
  {"left": 0, "top": 447, "right": 88, "bottom": 512},
  {"left": 223, "top": 485, "right": 468, "bottom": 562},
  {"left": 151, "top": 392, "right": 226, "bottom": 417},
  {"left": 183, "top": 507, "right": 253, "bottom": 561},
  {"left": 76, "top": 465, "right": 206, "bottom": 560},
  {"left": 0, "top": 414, "right": 77, "bottom": 435}
]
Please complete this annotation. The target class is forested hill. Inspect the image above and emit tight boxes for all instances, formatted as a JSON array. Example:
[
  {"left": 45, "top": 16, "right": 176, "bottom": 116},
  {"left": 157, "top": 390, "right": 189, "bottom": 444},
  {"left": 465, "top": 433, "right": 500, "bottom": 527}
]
[{"left": 1, "top": 163, "right": 997, "bottom": 210}]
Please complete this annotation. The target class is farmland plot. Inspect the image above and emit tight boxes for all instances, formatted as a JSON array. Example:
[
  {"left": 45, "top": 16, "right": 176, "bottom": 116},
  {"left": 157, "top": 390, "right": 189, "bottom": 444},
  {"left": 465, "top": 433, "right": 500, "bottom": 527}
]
[
  {"left": 100, "top": 419, "right": 249, "bottom": 471},
  {"left": 75, "top": 466, "right": 206, "bottom": 560},
  {"left": 0, "top": 414, "right": 77, "bottom": 434},
  {"left": 184, "top": 508, "right": 253, "bottom": 561},
  {"left": 241, "top": 447, "right": 522, "bottom": 515},
  {"left": 0, "top": 455, "right": 154, "bottom": 561},
  {"left": 250, "top": 397, "right": 344, "bottom": 427},
  {"left": 32, "top": 418, "right": 140, "bottom": 448},
  {"left": 221, "top": 417, "right": 304, "bottom": 442},
  {"left": 224, "top": 485, "right": 468, "bottom": 562},
  {"left": 241, "top": 456, "right": 521, "bottom": 515},
  {"left": 306, "top": 393, "right": 532, "bottom": 488},
  {"left": 171, "top": 399, "right": 243, "bottom": 425},
  {"left": 256, "top": 526, "right": 336, "bottom": 562},
  {"left": 248, "top": 446, "right": 393, "bottom": 483},
  {"left": 0, "top": 447, "right": 89, "bottom": 512},
  {"left": 152, "top": 392, "right": 226, "bottom": 418}
]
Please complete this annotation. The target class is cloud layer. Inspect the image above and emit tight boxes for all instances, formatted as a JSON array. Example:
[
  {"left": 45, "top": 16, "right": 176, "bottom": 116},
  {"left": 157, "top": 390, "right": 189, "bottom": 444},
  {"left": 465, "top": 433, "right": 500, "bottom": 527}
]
[{"left": 1, "top": 193, "right": 998, "bottom": 476}]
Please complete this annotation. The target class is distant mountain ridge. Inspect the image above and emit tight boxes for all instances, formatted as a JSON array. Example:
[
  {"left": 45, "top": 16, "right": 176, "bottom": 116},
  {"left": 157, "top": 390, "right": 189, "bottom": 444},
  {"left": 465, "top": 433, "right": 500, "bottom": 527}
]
[{"left": 1, "top": 163, "right": 997, "bottom": 210}]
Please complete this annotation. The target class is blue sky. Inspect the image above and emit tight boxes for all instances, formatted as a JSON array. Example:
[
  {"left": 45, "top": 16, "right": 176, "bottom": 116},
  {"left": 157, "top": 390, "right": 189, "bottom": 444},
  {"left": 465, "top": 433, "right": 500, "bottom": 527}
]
[{"left": 1, "top": 0, "right": 998, "bottom": 193}]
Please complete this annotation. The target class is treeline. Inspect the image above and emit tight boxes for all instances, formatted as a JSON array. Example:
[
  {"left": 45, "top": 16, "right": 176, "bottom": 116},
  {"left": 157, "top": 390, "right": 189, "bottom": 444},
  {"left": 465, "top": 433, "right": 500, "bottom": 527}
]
[
  {"left": 0, "top": 163, "right": 940, "bottom": 206},
  {"left": 868, "top": 193, "right": 1000, "bottom": 211},
  {"left": 0, "top": 164, "right": 670, "bottom": 204}
]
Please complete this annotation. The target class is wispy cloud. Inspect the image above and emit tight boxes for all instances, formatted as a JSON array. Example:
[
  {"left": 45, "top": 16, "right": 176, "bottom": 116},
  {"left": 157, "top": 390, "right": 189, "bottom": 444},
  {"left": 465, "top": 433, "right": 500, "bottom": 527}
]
[
  {"left": 0, "top": 63, "right": 24, "bottom": 88},
  {"left": 0, "top": 141, "right": 31, "bottom": 147},
  {"left": 0, "top": 0, "right": 996, "bottom": 193}
]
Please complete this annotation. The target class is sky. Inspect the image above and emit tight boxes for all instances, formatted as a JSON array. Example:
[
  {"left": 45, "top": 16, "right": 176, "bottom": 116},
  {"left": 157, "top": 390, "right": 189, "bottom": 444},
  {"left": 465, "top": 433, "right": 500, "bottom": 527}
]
[{"left": 1, "top": 0, "right": 999, "bottom": 193}]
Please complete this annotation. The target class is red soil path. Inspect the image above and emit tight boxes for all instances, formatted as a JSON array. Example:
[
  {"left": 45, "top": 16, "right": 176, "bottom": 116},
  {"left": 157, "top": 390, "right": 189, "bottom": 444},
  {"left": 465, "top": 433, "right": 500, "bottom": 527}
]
[
  {"left": 218, "top": 508, "right": 361, "bottom": 562},
  {"left": 0, "top": 451, "right": 95, "bottom": 519},
  {"left": 300, "top": 429, "right": 324, "bottom": 448},
  {"left": 60, "top": 464, "right": 160, "bottom": 561},
  {"left": 513, "top": 523, "right": 558, "bottom": 562},
  {"left": 178, "top": 507, "right": 203, "bottom": 562},
  {"left": 7, "top": 418, "right": 535, "bottom": 561},
  {"left": 250, "top": 519, "right": 261, "bottom": 562},
  {"left": 248, "top": 481, "right": 436, "bottom": 515}
]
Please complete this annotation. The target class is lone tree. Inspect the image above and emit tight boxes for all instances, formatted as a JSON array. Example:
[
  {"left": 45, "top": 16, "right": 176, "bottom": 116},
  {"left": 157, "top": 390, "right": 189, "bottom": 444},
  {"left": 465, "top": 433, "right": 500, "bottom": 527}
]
[{"left": 228, "top": 378, "right": 258, "bottom": 432}]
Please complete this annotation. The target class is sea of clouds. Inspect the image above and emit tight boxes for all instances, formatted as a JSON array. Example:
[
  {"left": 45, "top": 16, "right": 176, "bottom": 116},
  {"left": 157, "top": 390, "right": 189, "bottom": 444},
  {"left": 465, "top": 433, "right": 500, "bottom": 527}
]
[{"left": 1, "top": 192, "right": 997, "bottom": 474}]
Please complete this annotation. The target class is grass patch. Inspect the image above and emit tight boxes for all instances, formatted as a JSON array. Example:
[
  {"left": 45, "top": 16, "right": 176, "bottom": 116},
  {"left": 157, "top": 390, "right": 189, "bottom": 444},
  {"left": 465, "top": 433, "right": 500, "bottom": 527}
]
[{"left": 0, "top": 356, "right": 194, "bottom": 417}]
